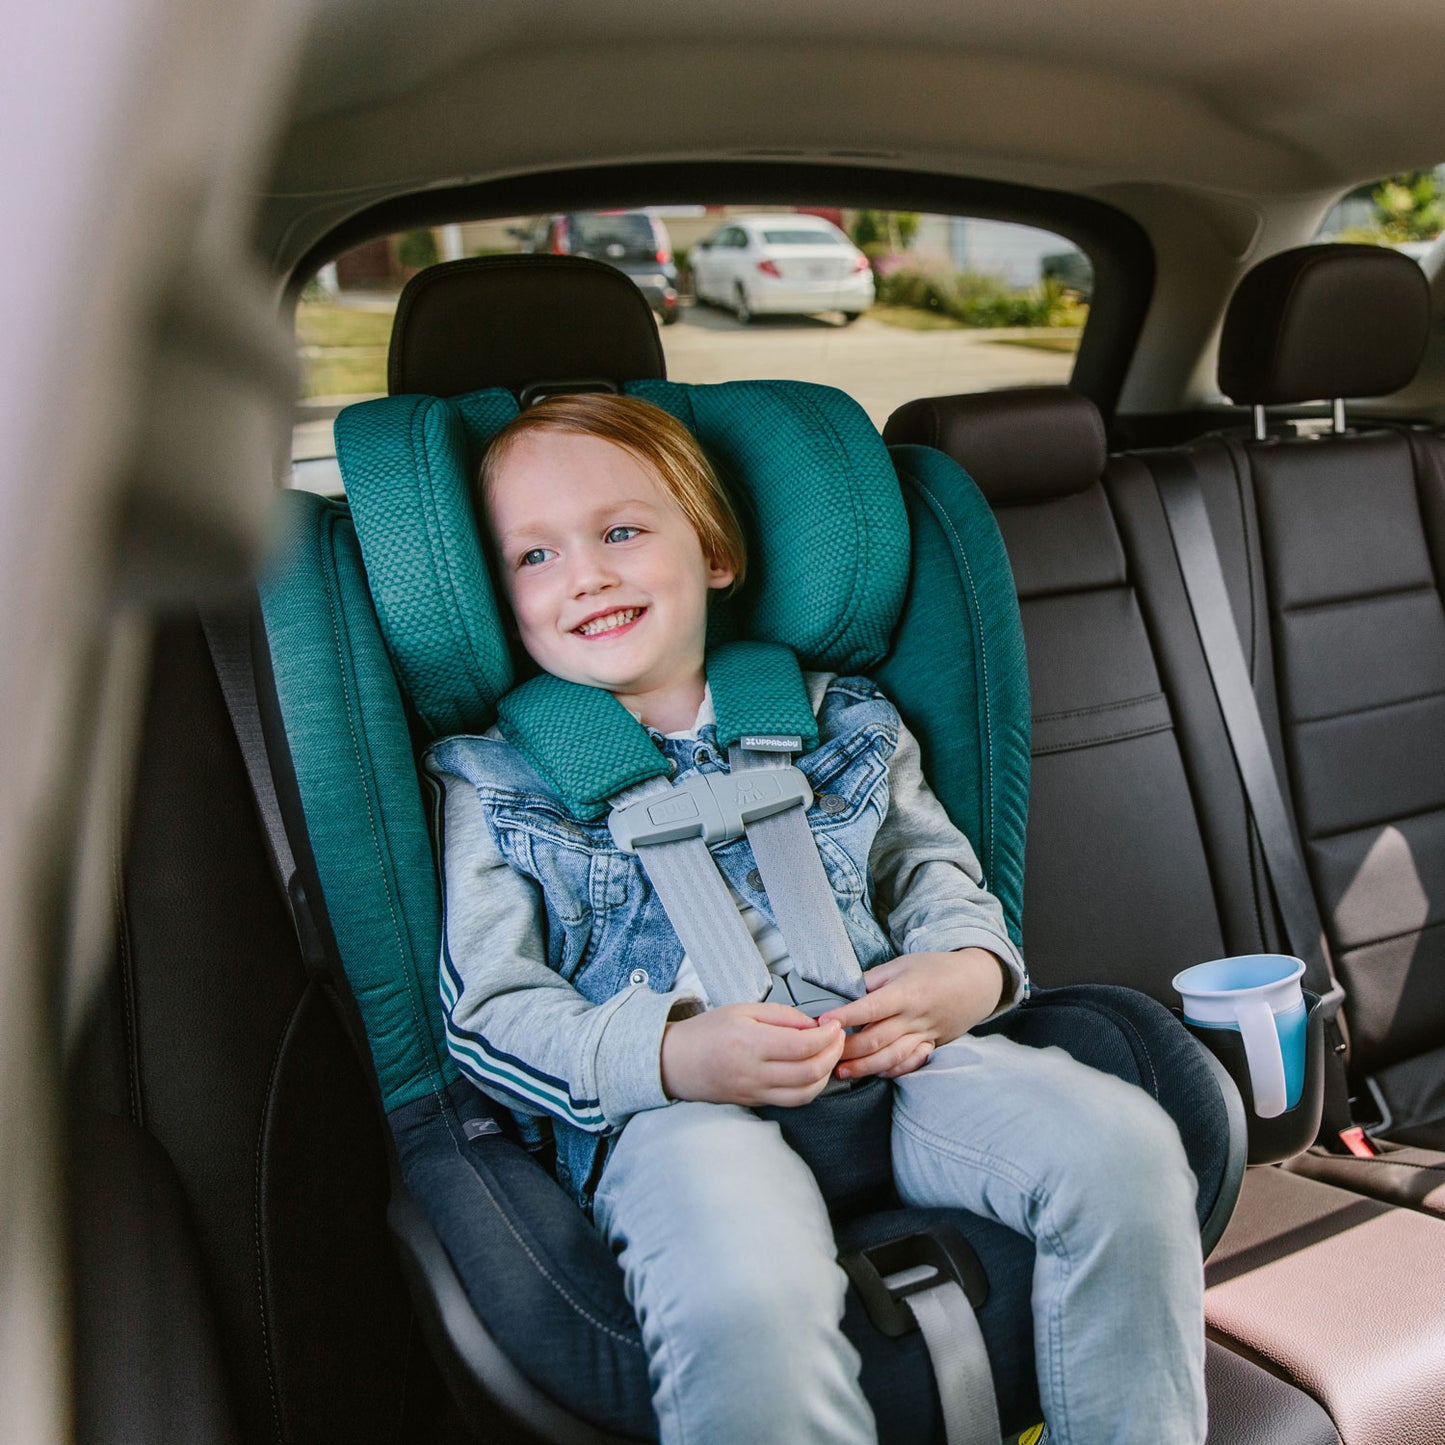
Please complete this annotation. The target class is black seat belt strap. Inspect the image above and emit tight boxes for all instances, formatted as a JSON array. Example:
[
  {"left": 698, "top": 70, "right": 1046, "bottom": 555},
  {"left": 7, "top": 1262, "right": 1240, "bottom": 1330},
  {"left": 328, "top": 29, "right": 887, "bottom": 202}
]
[
  {"left": 1150, "top": 454, "right": 1360, "bottom": 1149},
  {"left": 201, "top": 610, "right": 298, "bottom": 905},
  {"left": 201, "top": 608, "right": 330, "bottom": 973}
]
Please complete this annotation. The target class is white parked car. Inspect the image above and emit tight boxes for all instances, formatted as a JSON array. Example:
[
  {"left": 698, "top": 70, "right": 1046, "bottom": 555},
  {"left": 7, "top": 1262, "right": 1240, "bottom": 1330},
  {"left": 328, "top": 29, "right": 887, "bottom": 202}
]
[{"left": 690, "top": 214, "right": 875, "bottom": 323}]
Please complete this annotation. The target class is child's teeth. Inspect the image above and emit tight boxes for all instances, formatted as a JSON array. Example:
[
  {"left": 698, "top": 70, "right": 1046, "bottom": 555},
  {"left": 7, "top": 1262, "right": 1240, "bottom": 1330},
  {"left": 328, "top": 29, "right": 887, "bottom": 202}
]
[{"left": 579, "top": 609, "right": 638, "bottom": 636}]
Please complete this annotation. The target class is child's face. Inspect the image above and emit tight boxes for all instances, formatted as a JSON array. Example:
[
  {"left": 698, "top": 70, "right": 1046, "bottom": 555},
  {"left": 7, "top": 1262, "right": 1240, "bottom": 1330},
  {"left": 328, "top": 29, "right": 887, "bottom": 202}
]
[{"left": 485, "top": 429, "right": 735, "bottom": 722}]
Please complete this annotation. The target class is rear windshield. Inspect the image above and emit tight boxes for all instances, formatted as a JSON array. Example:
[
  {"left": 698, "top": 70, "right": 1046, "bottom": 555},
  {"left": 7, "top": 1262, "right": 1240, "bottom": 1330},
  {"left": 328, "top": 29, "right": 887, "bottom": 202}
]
[
  {"left": 292, "top": 207, "right": 1092, "bottom": 490},
  {"left": 571, "top": 214, "right": 656, "bottom": 249},
  {"left": 761, "top": 228, "right": 844, "bottom": 245}
]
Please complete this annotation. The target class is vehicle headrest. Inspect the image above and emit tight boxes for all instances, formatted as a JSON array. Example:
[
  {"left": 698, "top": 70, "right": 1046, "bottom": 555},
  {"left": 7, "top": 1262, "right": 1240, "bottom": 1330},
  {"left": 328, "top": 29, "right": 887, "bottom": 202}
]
[
  {"left": 1218, "top": 243, "right": 1431, "bottom": 406},
  {"left": 882, "top": 387, "right": 1106, "bottom": 504},
  {"left": 387, "top": 254, "right": 666, "bottom": 397},
  {"left": 335, "top": 379, "right": 911, "bottom": 738}
]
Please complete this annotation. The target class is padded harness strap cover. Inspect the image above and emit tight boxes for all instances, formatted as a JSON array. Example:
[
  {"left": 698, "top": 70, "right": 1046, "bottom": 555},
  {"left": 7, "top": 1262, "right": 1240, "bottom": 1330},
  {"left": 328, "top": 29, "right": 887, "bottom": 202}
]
[{"left": 496, "top": 676, "right": 671, "bottom": 820}]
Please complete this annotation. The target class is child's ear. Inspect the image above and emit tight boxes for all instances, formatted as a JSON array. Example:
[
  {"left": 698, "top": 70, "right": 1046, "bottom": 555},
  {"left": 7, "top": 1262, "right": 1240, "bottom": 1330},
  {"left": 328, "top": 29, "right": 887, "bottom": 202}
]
[{"left": 707, "top": 556, "right": 736, "bottom": 593}]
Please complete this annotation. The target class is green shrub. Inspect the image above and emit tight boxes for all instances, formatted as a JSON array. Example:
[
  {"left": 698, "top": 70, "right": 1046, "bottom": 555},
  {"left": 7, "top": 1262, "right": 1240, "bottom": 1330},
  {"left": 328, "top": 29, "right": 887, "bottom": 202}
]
[
  {"left": 395, "top": 228, "right": 440, "bottom": 271},
  {"left": 874, "top": 264, "right": 1086, "bottom": 328},
  {"left": 851, "top": 210, "right": 921, "bottom": 252}
]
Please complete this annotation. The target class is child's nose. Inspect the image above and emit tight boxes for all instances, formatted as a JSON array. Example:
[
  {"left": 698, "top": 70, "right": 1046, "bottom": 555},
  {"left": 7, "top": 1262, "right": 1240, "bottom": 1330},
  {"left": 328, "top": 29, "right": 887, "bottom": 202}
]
[{"left": 570, "top": 544, "right": 619, "bottom": 594}]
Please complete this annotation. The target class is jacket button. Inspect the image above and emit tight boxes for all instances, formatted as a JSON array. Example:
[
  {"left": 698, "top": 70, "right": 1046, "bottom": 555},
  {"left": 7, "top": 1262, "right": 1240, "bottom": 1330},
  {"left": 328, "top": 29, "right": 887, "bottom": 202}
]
[
  {"left": 629, "top": 968, "right": 649, "bottom": 987},
  {"left": 818, "top": 794, "right": 847, "bottom": 814},
  {"left": 746, "top": 869, "right": 763, "bottom": 890}
]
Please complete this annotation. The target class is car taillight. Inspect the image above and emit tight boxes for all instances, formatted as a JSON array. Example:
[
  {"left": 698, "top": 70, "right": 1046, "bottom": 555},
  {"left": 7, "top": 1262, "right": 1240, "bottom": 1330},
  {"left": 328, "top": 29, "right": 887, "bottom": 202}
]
[
  {"left": 853, "top": 254, "right": 871, "bottom": 273},
  {"left": 656, "top": 247, "right": 672, "bottom": 264},
  {"left": 757, "top": 260, "right": 782, "bottom": 278},
  {"left": 550, "top": 217, "right": 570, "bottom": 254}
]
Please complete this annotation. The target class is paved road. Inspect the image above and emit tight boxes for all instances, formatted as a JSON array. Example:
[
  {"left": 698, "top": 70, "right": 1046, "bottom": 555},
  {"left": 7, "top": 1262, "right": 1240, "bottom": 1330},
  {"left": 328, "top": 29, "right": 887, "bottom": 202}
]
[{"left": 660, "top": 303, "right": 1073, "bottom": 430}]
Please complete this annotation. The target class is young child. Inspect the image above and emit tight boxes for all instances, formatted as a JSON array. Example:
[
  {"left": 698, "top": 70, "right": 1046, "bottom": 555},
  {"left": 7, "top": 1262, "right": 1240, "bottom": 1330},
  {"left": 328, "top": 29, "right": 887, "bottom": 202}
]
[{"left": 425, "top": 393, "right": 1206, "bottom": 1445}]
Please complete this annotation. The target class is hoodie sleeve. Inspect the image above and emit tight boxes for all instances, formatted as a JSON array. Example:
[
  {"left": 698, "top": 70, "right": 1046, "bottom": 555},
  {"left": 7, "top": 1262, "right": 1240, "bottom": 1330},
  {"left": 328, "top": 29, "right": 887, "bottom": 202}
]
[
  {"left": 867, "top": 709, "right": 1029, "bottom": 1016},
  {"left": 430, "top": 759, "right": 696, "bottom": 1132}
]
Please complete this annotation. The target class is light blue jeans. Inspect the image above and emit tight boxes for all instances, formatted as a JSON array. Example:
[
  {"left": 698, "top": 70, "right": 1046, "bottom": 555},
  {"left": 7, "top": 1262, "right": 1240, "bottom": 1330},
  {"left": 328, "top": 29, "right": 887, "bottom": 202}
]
[{"left": 592, "top": 1032, "right": 1206, "bottom": 1445}]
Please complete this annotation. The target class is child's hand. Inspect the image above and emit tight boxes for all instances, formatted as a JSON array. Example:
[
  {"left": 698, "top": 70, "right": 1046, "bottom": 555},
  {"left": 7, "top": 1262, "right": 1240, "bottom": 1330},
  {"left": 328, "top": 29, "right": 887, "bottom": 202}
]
[
  {"left": 817, "top": 948, "right": 1008, "bottom": 1081},
  {"left": 660, "top": 1003, "right": 846, "bottom": 1107}
]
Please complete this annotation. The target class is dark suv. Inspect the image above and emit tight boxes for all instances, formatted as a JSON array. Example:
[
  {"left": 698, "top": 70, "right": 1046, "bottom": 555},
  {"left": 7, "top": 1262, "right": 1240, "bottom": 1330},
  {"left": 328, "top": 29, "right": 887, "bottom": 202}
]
[{"left": 527, "top": 210, "right": 680, "bottom": 324}]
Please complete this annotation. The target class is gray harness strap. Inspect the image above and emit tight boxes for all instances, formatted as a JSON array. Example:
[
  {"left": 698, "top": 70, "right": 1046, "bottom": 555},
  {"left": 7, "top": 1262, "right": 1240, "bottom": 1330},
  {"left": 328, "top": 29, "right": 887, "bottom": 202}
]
[
  {"left": 610, "top": 776, "right": 772, "bottom": 1005},
  {"left": 905, "top": 1280, "right": 1002, "bottom": 1445},
  {"left": 608, "top": 742, "right": 867, "bottom": 1007},
  {"left": 731, "top": 744, "right": 866, "bottom": 1003}
]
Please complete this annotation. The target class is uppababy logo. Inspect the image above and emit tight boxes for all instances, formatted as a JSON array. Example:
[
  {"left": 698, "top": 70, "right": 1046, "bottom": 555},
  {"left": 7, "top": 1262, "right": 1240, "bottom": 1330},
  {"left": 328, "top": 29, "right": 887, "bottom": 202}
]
[{"left": 740, "top": 734, "right": 802, "bottom": 752}]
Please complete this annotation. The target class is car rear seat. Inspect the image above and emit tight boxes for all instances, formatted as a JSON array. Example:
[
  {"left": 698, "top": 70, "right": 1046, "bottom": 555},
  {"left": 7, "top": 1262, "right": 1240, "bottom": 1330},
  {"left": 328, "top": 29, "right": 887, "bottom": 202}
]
[
  {"left": 75, "top": 250, "right": 1402, "bottom": 1444},
  {"left": 1204, "top": 244, "right": 1445, "bottom": 1176},
  {"left": 885, "top": 361, "right": 1445, "bottom": 1441}
]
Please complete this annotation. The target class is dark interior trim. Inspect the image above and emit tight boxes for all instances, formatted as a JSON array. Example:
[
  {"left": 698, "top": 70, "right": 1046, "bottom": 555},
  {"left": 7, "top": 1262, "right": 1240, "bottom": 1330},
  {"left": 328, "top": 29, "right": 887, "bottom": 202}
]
[{"left": 284, "top": 161, "right": 1154, "bottom": 422}]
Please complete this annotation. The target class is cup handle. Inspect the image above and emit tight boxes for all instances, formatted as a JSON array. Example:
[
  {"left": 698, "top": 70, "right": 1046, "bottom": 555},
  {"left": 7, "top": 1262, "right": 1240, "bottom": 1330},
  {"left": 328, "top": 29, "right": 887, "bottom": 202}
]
[{"left": 1237, "top": 997, "right": 1287, "bottom": 1118}]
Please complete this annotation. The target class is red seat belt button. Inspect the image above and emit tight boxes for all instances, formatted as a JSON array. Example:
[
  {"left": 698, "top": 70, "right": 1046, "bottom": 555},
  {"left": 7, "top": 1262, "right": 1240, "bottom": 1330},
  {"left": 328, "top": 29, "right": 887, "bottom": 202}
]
[{"left": 1339, "top": 1126, "right": 1378, "bottom": 1159}]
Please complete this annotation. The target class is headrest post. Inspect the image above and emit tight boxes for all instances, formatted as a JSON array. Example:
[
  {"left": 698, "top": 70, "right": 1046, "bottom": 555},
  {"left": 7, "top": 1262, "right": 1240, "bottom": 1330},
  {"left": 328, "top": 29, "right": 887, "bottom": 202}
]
[
  {"left": 1253, "top": 404, "right": 1268, "bottom": 443},
  {"left": 1331, "top": 397, "right": 1347, "bottom": 435}
]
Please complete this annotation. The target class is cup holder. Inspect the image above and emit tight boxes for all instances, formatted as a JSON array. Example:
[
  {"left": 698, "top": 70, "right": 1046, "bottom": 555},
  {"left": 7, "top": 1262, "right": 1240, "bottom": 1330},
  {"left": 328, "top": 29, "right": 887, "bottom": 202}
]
[{"left": 1180, "top": 990, "right": 1327, "bottom": 1165}]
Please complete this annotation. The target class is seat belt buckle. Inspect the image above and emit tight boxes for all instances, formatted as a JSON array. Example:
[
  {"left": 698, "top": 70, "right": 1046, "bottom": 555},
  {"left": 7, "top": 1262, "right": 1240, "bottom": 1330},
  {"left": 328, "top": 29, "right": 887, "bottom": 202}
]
[
  {"left": 1338, "top": 1125, "right": 1378, "bottom": 1159},
  {"left": 609, "top": 766, "right": 813, "bottom": 851},
  {"left": 840, "top": 1226, "right": 989, "bottom": 1337}
]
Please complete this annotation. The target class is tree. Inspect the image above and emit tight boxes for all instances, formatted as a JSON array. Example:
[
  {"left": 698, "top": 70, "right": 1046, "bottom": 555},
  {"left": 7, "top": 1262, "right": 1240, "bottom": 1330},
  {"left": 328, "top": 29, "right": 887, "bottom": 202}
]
[
  {"left": 850, "top": 209, "right": 920, "bottom": 252},
  {"left": 1371, "top": 170, "right": 1445, "bottom": 243}
]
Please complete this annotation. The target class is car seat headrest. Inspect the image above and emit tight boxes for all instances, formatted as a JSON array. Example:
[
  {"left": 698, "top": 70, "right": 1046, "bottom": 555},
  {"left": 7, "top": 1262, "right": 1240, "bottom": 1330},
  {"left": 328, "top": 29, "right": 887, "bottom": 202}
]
[
  {"left": 882, "top": 388, "right": 1106, "bottom": 504},
  {"left": 387, "top": 255, "right": 666, "bottom": 397},
  {"left": 336, "top": 379, "right": 910, "bottom": 738},
  {"left": 1218, "top": 243, "right": 1431, "bottom": 406}
]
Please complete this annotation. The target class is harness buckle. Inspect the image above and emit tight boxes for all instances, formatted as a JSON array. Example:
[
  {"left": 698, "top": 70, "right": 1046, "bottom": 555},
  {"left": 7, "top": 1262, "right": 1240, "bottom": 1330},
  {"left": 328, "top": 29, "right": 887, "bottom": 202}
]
[
  {"left": 840, "top": 1226, "right": 990, "bottom": 1337},
  {"left": 609, "top": 766, "right": 814, "bottom": 852}
]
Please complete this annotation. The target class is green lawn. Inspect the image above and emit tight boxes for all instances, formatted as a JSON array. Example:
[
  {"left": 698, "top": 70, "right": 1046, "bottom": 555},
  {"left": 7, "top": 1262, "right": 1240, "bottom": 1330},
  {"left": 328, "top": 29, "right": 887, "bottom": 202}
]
[
  {"left": 866, "top": 308, "right": 1083, "bottom": 352},
  {"left": 866, "top": 304, "right": 968, "bottom": 332},
  {"left": 296, "top": 302, "right": 393, "bottom": 399}
]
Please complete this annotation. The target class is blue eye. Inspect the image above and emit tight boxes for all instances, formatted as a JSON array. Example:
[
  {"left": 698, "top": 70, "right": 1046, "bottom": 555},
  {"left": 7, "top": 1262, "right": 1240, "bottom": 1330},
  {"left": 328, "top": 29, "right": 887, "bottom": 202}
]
[
  {"left": 518, "top": 547, "right": 553, "bottom": 568},
  {"left": 605, "top": 526, "right": 641, "bottom": 544}
]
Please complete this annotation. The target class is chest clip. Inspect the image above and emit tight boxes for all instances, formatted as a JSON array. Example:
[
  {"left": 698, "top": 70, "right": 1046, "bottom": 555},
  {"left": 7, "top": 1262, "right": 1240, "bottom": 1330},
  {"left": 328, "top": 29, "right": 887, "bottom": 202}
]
[{"left": 608, "top": 766, "right": 813, "bottom": 852}]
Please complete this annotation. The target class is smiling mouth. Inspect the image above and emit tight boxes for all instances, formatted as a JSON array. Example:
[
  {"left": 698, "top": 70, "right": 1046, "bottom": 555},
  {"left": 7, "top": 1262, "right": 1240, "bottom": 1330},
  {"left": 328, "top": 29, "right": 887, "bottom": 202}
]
[{"left": 574, "top": 607, "right": 644, "bottom": 637}]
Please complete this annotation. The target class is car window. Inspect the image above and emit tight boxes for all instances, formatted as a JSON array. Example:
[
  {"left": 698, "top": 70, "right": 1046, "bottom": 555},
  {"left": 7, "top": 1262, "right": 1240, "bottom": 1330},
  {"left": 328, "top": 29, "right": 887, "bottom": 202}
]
[
  {"left": 570, "top": 213, "right": 658, "bottom": 251},
  {"left": 1315, "top": 166, "right": 1445, "bottom": 260},
  {"left": 762, "top": 228, "right": 844, "bottom": 245},
  {"left": 292, "top": 207, "right": 1091, "bottom": 485}
]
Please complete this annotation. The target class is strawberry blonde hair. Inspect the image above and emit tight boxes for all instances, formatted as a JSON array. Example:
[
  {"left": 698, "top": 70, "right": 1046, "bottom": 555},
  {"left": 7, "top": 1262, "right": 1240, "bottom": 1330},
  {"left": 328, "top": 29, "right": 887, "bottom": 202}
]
[{"left": 478, "top": 392, "right": 748, "bottom": 589}]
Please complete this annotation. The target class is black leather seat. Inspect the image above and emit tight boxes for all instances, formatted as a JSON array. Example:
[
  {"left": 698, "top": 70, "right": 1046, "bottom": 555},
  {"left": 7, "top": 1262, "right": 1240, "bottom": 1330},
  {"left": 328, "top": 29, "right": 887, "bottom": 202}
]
[{"left": 1206, "top": 244, "right": 1445, "bottom": 1202}]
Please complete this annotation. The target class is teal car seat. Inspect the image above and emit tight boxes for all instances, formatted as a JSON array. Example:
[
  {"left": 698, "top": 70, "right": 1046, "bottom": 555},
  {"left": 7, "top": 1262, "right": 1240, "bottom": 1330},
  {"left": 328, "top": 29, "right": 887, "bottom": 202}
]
[{"left": 258, "top": 257, "right": 1241, "bottom": 1442}]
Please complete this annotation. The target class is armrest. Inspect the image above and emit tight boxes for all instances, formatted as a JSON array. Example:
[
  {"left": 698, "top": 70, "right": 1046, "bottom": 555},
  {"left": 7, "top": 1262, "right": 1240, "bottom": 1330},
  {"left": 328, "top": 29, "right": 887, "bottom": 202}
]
[{"left": 1205, "top": 1167, "right": 1445, "bottom": 1443}]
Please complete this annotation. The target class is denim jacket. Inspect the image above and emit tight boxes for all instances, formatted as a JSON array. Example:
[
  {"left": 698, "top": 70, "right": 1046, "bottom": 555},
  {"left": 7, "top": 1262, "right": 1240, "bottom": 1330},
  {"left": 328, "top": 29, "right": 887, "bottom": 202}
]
[{"left": 426, "top": 673, "right": 1027, "bottom": 1206}]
